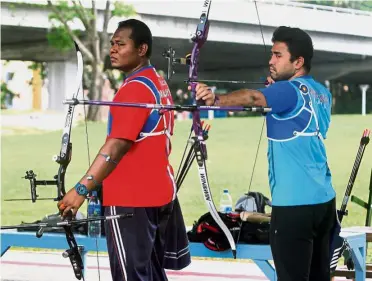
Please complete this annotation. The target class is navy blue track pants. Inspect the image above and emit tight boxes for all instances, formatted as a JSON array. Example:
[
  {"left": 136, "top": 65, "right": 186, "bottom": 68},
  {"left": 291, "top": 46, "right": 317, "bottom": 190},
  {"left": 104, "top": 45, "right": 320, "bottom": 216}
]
[{"left": 104, "top": 202, "right": 173, "bottom": 281}]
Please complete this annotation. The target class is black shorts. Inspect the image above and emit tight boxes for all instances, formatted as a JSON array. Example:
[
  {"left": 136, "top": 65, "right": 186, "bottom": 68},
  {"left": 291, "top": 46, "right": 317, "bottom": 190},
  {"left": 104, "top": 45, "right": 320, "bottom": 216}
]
[
  {"left": 269, "top": 198, "right": 336, "bottom": 281},
  {"left": 104, "top": 201, "right": 174, "bottom": 281}
]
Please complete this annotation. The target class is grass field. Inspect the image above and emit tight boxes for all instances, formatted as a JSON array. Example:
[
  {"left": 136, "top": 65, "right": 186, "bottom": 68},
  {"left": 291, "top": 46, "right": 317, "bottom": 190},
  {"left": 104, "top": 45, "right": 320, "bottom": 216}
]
[{"left": 1, "top": 114, "right": 371, "bottom": 230}]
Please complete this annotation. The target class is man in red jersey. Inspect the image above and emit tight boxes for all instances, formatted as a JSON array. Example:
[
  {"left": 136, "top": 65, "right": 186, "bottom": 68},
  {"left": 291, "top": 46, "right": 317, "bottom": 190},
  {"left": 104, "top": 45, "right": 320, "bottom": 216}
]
[{"left": 58, "top": 19, "right": 190, "bottom": 281}]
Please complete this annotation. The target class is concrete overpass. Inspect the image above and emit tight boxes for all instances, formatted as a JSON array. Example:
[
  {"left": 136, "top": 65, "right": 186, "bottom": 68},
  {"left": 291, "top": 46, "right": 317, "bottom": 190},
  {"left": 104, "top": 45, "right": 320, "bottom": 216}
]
[{"left": 1, "top": 0, "right": 372, "bottom": 110}]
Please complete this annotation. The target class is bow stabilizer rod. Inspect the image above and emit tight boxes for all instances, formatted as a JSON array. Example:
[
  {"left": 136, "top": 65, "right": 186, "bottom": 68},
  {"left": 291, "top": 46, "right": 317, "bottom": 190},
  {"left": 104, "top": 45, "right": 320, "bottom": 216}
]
[
  {"left": 186, "top": 79, "right": 268, "bottom": 85},
  {"left": 0, "top": 213, "right": 133, "bottom": 231}
]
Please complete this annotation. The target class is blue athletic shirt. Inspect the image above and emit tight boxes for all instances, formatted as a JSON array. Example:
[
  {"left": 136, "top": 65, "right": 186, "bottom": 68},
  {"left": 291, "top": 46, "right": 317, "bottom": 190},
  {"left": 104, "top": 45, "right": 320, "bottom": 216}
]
[{"left": 260, "top": 75, "right": 336, "bottom": 206}]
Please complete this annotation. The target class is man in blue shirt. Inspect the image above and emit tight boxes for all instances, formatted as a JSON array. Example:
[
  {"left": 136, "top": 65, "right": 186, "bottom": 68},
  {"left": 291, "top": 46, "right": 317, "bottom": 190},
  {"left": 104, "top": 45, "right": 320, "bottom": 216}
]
[{"left": 194, "top": 26, "right": 336, "bottom": 281}]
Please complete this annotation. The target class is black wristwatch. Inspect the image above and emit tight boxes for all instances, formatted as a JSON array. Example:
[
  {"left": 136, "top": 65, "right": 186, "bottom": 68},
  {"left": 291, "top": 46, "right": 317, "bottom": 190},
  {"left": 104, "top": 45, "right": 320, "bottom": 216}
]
[{"left": 74, "top": 182, "right": 89, "bottom": 196}]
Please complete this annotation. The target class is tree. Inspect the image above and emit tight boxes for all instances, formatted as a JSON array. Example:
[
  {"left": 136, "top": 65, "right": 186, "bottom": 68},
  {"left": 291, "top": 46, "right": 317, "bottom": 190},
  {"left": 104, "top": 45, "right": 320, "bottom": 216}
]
[
  {"left": 299, "top": 1, "right": 372, "bottom": 11},
  {"left": 47, "top": 0, "right": 135, "bottom": 121}
]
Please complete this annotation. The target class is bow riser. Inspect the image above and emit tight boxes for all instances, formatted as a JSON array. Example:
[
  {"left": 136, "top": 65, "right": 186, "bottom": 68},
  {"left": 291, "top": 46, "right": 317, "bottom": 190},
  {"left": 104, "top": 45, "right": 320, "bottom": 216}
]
[{"left": 189, "top": 1, "right": 211, "bottom": 155}]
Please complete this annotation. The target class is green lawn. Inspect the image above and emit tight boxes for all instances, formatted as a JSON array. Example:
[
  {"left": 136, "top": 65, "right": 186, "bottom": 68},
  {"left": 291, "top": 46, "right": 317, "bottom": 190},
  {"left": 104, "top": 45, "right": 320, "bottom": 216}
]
[{"left": 1, "top": 115, "right": 372, "bottom": 230}]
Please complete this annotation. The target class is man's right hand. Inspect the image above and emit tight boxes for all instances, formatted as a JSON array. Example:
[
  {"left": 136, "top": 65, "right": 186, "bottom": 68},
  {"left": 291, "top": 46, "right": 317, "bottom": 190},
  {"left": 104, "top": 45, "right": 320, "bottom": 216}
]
[{"left": 188, "top": 83, "right": 215, "bottom": 106}]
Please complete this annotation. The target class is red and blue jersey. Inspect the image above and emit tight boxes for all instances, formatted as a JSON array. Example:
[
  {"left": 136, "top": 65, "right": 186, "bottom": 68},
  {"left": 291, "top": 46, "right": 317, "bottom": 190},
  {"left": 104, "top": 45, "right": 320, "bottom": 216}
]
[{"left": 103, "top": 65, "right": 176, "bottom": 207}]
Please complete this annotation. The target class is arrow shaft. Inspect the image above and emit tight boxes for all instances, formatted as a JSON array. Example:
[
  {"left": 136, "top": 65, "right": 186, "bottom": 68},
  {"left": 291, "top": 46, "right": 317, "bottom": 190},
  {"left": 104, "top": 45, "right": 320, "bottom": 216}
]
[
  {"left": 187, "top": 79, "right": 267, "bottom": 85},
  {"left": 64, "top": 99, "right": 271, "bottom": 113}
]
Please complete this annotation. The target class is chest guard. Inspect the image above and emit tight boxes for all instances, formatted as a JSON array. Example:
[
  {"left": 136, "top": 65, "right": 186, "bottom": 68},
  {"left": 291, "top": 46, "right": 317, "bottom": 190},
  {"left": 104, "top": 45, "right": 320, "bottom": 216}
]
[
  {"left": 266, "top": 79, "right": 321, "bottom": 142},
  {"left": 124, "top": 76, "right": 171, "bottom": 142}
]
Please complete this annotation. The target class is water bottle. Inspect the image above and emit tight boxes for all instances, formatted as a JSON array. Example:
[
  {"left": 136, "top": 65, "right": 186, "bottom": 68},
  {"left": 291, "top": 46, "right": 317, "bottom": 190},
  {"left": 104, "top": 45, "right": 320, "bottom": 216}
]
[
  {"left": 219, "top": 189, "right": 233, "bottom": 213},
  {"left": 87, "top": 191, "right": 101, "bottom": 237}
]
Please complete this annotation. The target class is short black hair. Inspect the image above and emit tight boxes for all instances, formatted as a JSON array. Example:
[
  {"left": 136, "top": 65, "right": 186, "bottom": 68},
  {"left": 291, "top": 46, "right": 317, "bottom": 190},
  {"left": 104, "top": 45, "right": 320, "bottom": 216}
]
[
  {"left": 117, "top": 19, "right": 152, "bottom": 58},
  {"left": 272, "top": 26, "right": 313, "bottom": 72}
]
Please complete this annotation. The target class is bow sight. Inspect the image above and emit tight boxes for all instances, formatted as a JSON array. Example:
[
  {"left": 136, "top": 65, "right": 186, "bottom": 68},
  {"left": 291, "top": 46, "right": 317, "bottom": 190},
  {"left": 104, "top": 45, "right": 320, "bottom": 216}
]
[
  {"left": 162, "top": 47, "right": 266, "bottom": 85},
  {"left": 23, "top": 170, "right": 59, "bottom": 202},
  {"left": 162, "top": 47, "right": 191, "bottom": 81}
]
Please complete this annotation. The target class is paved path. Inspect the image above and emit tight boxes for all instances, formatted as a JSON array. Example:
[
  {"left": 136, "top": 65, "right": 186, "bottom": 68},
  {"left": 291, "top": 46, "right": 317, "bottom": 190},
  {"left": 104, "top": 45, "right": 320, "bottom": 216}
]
[
  {"left": 1, "top": 249, "right": 270, "bottom": 281},
  {"left": 0, "top": 249, "right": 357, "bottom": 281}
]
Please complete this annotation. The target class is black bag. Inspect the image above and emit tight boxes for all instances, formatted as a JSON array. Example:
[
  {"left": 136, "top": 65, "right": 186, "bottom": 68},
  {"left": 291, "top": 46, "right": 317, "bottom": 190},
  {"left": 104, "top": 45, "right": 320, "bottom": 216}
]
[
  {"left": 187, "top": 212, "right": 241, "bottom": 251},
  {"left": 187, "top": 211, "right": 270, "bottom": 252},
  {"left": 235, "top": 191, "right": 272, "bottom": 213}
]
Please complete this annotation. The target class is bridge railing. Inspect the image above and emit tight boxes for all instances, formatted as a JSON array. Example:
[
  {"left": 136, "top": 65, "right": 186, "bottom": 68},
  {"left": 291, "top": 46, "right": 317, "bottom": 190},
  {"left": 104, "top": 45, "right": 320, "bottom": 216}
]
[{"left": 252, "top": 0, "right": 372, "bottom": 17}]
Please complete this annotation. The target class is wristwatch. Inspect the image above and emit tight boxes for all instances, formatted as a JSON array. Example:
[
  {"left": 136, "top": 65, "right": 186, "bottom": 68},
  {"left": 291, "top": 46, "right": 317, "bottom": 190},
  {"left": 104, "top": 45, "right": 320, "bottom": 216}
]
[{"left": 74, "top": 182, "right": 89, "bottom": 196}]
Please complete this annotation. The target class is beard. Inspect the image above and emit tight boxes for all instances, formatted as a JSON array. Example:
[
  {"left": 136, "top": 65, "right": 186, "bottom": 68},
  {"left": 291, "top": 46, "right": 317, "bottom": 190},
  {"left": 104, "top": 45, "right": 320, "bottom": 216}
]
[{"left": 270, "top": 68, "right": 296, "bottom": 82}]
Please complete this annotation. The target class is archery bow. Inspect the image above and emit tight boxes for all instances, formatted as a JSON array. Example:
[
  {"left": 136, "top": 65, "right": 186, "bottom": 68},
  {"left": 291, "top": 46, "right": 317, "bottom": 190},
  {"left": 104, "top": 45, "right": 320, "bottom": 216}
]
[
  {"left": 171, "top": 0, "right": 270, "bottom": 258},
  {"left": 187, "top": 0, "right": 239, "bottom": 258},
  {"left": 36, "top": 42, "right": 87, "bottom": 280},
  {"left": 163, "top": 0, "right": 271, "bottom": 258}
]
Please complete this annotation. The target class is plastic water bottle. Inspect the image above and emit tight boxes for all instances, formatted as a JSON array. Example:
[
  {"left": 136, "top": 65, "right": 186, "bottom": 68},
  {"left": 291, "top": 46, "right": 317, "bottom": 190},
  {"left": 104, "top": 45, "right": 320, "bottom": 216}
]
[
  {"left": 87, "top": 191, "right": 101, "bottom": 237},
  {"left": 219, "top": 189, "right": 233, "bottom": 213}
]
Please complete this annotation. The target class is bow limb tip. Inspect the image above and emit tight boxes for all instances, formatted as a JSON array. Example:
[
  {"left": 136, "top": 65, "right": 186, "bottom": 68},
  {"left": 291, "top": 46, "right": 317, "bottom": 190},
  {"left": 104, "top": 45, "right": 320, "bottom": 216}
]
[
  {"left": 73, "top": 41, "right": 80, "bottom": 52},
  {"left": 232, "top": 249, "right": 237, "bottom": 259}
]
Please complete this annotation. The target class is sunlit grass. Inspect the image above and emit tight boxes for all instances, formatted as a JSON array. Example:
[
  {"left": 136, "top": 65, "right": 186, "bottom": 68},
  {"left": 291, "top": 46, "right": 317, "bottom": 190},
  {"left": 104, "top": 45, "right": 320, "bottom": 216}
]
[{"left": 1, "top": 114, "right": 372, "bottom": 259}]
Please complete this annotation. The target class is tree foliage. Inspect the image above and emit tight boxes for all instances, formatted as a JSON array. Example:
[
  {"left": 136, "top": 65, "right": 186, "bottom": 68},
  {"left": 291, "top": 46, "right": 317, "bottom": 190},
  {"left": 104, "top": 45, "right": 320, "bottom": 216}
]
[
  {"left": 298, "top": 1, "right": 372, "bottom": 11},
  {"left": 46, "top": 0, "right": 136, "bottom": 120}
]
